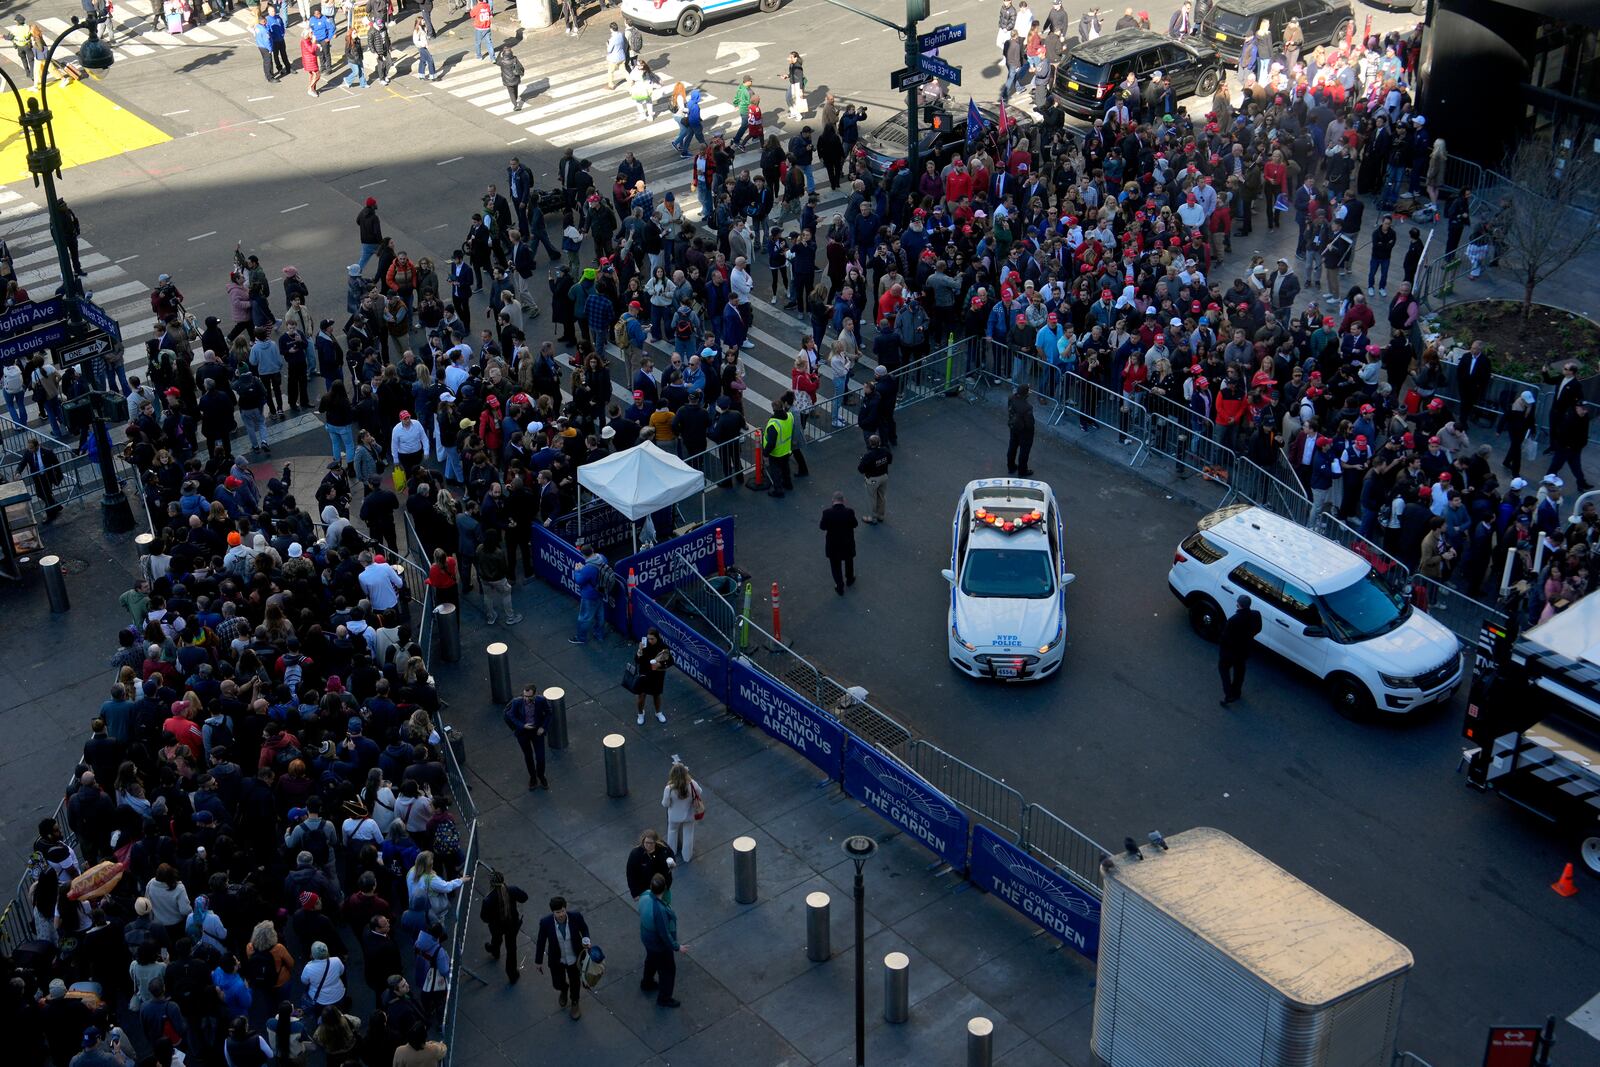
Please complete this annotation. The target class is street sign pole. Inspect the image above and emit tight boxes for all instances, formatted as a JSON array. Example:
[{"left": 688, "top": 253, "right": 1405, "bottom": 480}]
[
  {"left": 820, "top": 0, "right": 924, "bottom": 176},
  {"left": 904, "top": 1, "right": 922, "bottom": 178}
]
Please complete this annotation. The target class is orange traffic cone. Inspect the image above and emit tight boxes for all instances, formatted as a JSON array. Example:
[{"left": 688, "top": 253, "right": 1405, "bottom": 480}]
[{"left": 1552, "top": 863, "right": 1579, "bottom": 897}]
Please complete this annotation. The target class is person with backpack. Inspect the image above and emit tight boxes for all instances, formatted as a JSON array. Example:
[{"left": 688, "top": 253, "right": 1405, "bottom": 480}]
[
  {"left": 670, "top": 297, "right": 701, "bottom": 361},
  {"left": 285, "top": 796, "right": 341, "bottom": 881},
  {"left": 481, "top": 871, "right": 531, "bottom": 985},
  {"left": 233, "top": 364, "right": 270, "bottom": 456}
]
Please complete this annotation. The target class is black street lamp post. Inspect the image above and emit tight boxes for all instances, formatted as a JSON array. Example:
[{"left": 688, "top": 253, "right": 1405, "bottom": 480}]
[
  {"left": 1, "top": 18, "right": 132, "bottom": 532},
  {"left": 842, "top": 834, "right": 878, "bottom": 1066}
]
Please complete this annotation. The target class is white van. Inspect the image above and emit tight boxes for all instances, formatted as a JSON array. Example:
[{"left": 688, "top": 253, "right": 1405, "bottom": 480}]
[
  {"left": 621, "top": 0, "right": 780, "bottom": 36},
  {"left": 1167, "top": 504, "right": 1463, "bottom": 717}
]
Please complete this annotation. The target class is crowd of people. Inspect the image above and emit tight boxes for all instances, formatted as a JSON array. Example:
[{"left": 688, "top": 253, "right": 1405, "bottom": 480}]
[{"left": 13, "top": 450, "right": 475, "bottom": 1067}]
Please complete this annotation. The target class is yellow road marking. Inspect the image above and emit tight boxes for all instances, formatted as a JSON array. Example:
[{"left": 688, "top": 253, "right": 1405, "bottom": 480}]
[{"left": 0, "top": 77, "right": 169, "bottom": 183}]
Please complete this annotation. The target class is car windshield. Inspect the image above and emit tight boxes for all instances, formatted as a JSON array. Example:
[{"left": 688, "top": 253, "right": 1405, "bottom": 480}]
[
  {"left": 1210, "top": 8, "right": 1255, "bottom": 33},
  {"left": 960, "top": 547, "right": 1055, "bottom": 599},
  {"left": 1317, "top": 569, "right": 1410, "bottom": 640}
]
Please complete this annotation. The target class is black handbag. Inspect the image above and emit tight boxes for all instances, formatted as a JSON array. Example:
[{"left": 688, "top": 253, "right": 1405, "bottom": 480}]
[{"left": 621, "top": 661, "right": 641, "bottom": 693}]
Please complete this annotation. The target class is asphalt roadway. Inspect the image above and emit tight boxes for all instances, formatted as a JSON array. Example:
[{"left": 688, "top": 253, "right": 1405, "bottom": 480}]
[{"left": 724, "top": 396, "right": 1600, "bottom": 1065}]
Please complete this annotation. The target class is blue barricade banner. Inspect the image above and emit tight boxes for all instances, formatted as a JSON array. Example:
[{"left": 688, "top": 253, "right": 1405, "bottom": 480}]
[
  {"left": 628, "top": 591, "right": 730, "bottom": 702},
  {"left": 531, "top": 523, "right": 586, "bottom": 598},
  {"left": 617, "top": 516, "right": 736, "bottom": 600},
  {"left": 549, "top": 501, "right": 635, "bottom": 561},
  {"left": 968, "top": 826, "right": 1100, "bottom": 960},
  {"left": 727, "top": 659, "right": 843, "bottom": 777},
  {"left": 842, "top": 739, "right": 970, "bottom": 871}
]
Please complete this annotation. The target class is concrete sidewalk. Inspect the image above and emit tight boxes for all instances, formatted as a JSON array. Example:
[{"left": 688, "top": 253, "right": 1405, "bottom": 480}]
[{"left": 436, "top": 584, "right": 1098, "bottom": 1067}]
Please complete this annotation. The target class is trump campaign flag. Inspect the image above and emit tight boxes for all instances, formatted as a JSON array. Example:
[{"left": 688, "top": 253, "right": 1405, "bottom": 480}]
[{"left": 966, "top": 98, "right": 985, "bottom": 146}]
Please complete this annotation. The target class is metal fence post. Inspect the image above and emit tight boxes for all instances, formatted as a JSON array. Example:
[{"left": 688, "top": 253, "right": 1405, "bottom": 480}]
[
  {"left": 40, "top": 555, "right": 69, "bottom": 613},
  {"left": 544, "top": 687, "right": 569, "bottom": 749},
  {"left": 884, "top": 951, "right": 910, "bottom": 1023},
  {"left": 602, "top": 733, "right": 628, "bottom": 797},
  {"left": 733, "top": 835, "right": 758, "bottom": 904},
  {"left": 805, "top": 891, "right": 832, "bottom": 961},
  {"left": 433, "top": 602, "right": 460, "bottom": 663},
  {"left": 967, "top": 1017, "right": 995, "bottom": 1067},
  {"left": 486, "top": 642, "right": 512, "bottom": 704}
]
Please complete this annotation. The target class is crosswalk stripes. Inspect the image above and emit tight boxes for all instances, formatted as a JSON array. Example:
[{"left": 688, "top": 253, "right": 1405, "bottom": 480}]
[
  {"left": 35, "top": 0, "right": 252, "bottom": 66},
  {"left": 0, "top": 188, "right": 156, "bottom": 377}
]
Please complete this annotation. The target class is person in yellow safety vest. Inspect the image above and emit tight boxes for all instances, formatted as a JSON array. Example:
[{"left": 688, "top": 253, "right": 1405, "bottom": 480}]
[
  {"left": 762, "top": 400, "right": 796, "bottom": 498},
  {"left": 9, "top": 17, "right": 33, "bottom": 76}
]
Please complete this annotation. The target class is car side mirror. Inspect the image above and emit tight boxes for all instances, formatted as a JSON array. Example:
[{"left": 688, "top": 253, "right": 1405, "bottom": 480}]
[
  {"left": 941, "top": 569, "right": 956, "bottom": 584},
  {"left": 1061, "top": 572, "right": 1077, "bottom": 587},
  {"left": 1302, "top": 625, "right": 1326, "bottom": 638}
]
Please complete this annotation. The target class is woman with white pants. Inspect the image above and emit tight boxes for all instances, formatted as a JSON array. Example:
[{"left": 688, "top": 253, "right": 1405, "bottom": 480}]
[{"left": 661, "top": 762, "right": 701, "bottom": 863}]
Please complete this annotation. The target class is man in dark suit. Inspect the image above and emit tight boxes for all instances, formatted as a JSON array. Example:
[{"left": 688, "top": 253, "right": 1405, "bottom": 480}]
[
  {"left": 534, "top": 895, "right": 590, "bottom": 1019},
  {"left": 819, "top": 491, "right": 859, "bottom": 595},
  {"left": 1455, "top": 340, "right": 1493, "bottom": 425},
  {"left": 1218, "top": 594, "right": 1263, "bottom": 706},
  {"left": 17, "top": 438, "right": 62, "bottom": 520}
]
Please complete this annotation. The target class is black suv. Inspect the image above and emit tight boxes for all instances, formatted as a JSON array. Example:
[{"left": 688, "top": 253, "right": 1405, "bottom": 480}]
[
  {"left": 1200, "top": 0, "right": 1355, "bottom": 66},
  {"left": 862, "top": 104, "right": 1008, "bottom": 177},
  {"left": 1051, "top": 29, "right": 1224, "bottom": 121}
]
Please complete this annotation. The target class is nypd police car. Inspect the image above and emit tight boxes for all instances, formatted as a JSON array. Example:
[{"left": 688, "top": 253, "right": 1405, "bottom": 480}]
[
  {"left": 942, "top": 479, "right": 1074, "bottom": 681},
  {"left": 621, "top": 0, "right": 780, "bottom": 36}
]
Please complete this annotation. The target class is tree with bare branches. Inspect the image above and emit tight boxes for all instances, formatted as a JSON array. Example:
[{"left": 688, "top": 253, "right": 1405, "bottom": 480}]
[{"left": 1493, "top": 128, "right": 1600, "bottom": 320}]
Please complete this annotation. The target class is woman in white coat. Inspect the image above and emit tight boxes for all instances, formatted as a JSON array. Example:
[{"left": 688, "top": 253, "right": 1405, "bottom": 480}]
[{"left": 661, "top": 762, "right": 702, "bottom": 863}]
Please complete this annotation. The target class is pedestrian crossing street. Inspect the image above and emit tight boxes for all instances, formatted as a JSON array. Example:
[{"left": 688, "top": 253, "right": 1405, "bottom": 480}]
[
  {"left": 0, "top": 186, "right": 158, "bottom": 374},
  {"left": 426, "top": 48, "right": 893, "bottom": 417},
  {"left": 433, "top": 48, "right": 744, "bottom": 176},
  {"left": 35, "top": 0, "right": 255, "bottom": 61}
]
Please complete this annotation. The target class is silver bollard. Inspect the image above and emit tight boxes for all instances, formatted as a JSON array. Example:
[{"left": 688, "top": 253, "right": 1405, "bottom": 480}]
[
  {"left": 602, "top": 733, "right": 628, "bottom": 797},
  {"left": 487, "top": 642, "right": 512, "bottom": 704},
  {"left": 733, "top": 836, "right": 758, "bottom": 904},
  {"left": 805, "top": 891, "right": 831, "bottom": 962},
  {"left": 40, "top": 554, "right": 69, "bottom": 613},
  {"left": 134, "top": 532, "right": 155, "bottom": 555},
  {"left": 433, "top": 603, "right": 460, "bottom": 663},
  {"left": 544, "top": 687, "right": 569, "bottom": 750},
  {"left": 883, "top": 952, "right": 910, "bottom": 1024},
  {"left": 967, "top": 1017, "right": 994, "bottom": 1067}
]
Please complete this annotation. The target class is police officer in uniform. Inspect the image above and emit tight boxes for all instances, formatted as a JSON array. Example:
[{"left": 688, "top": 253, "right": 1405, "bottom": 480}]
[{"left": 763, "top": 398, "right": 796, "bottom": 498}]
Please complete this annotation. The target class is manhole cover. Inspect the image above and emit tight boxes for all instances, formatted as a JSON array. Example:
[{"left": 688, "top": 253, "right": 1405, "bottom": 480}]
[{"left": 56, "top": 556, "right": 90, "bottom": 576}]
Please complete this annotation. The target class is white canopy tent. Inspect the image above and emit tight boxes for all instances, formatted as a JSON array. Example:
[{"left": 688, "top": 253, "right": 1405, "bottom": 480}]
[{"left": 575, "top": 443, "right": 706, "bottom": 553}]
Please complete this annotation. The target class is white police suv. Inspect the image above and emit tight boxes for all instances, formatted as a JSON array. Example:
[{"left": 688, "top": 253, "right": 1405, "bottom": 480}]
[
  {"left": 942, "top": 479, "right": 1075, "bottom": 681},
  {"left": 622, "top": 0, "right": 780, "bottom": 35},
  {"left": 1168, "top": 504, "right": 1463, "bottom": 717}
]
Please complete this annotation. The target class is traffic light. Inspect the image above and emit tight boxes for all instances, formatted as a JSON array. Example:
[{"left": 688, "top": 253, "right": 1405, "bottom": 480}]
[
  {"left": 906, "top": 0, "right": 929, "bottom": 21},
  {"left": 923, "top": 103, "right": 943, "bottom": 125}
]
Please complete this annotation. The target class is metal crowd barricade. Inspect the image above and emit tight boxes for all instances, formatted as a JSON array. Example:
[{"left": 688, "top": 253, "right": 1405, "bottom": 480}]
[
  {"left": 1138, "top": 408, "right": 1237, "bottom": 485},
  {"left": 656, "top": 550, "right": 742, "bottom": 646},
  {"left": 739, "top": 614, "right": 913, "bottom": 754},
  {"left": 1230, "top": 457, "right": 1315, "bottom": 526},
  {"left": 908, "top": 739, "right": 1024, "bottom": 842},
  {"left": 1392, "top": 1052, "right": 1439, "bottom": 1067},
  {"left": 1322, "top": 518, "right": 1413, "bottom": 594},
  {"left": 1409, "top": 574, "right": 1507, "bottom": 647},
  {"left": 1019, "top": 802, "right": 1112, "bottom": 898},
  {"left": 438, "top": 822, "right": 479, "bottom": 1067}
]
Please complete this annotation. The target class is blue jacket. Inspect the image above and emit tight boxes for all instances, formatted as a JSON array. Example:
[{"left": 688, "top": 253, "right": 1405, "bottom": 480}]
[
  {"left": 720, "top": 303, "right": 746, "bottom": 347},
  {"left": 685, "top": 89, "right": 702, "bottom": 126},
  {"left": 574, "top": 557, "right": 606, "bottom": 602},
  {"left": 253, "top": 24, "right": 271, "bottom": 48},
  {"left": 265, "top": 14, "right": 286, "bottom": 43},
  {"left": 638, "top": 890, "right": 678, "bottom": 952},
  {"left": 310, "top": 14, "right": 335, "bottom": 42},
  {"left": 414, "top": 928, "right": 451, "bottom": 991}
]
